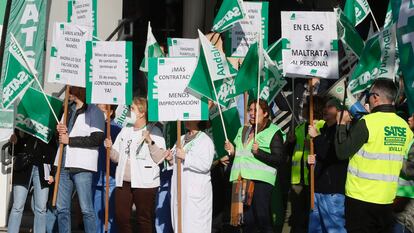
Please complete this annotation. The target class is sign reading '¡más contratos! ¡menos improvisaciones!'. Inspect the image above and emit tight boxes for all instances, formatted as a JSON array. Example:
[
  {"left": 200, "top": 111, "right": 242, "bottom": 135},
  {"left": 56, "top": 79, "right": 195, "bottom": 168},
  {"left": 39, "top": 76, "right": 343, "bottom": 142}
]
[{"left": 281, "top": 11, "right": 339, "bottom": 79}]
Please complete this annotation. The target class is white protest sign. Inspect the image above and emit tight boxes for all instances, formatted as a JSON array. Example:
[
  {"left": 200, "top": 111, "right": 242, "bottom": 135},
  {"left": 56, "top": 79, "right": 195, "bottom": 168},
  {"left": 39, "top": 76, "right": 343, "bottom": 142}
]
[
  {"left": 167, "top": 38, "right": 199, "bottom": 57},
  {"left": 85, "top": 41, "right": 133, "bottom": 105},
  {"left": 281, "top": 11, "right": 339, "bottom": 79},
  {"left": 147, "top": 57, "right": 209, "bottom": 122},
  {"left": 224, "top": 2, "right": 268, "bottom": 57},
  {"left": 68, "top": 0, "right": 97, "bottom": 36},
  {"left": 48, "top": 23, "right": 92, "bottom": 87}
]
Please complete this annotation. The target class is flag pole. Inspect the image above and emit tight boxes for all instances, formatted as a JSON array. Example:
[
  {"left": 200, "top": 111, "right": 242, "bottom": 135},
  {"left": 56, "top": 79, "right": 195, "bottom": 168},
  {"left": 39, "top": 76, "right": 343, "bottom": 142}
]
[
  {"left": 52, "top": 85, "right": 70, "bottom": 207},
  {"left": 308, "top": 79, "right": 315, "bottom": 210},
  {"left": 176, "top": 120, "right": 183, "bottom": 233},
  {"left": 255, "top": 33, "right": 262, "bottom": 138},
  {"left": 366, "top": 2, "right": 380, "bottom": 32},
  {"left": 104, "top": 105, "right": 111, "bottom": 232},
  {"left": 209, "top": 78, "right": 229, "bottom": 143}
]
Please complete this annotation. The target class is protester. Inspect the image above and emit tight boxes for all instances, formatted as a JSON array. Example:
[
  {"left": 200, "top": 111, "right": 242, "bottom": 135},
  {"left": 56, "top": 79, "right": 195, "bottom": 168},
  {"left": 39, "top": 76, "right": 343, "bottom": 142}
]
[
  {"left": 335, "top": 79, "right": 413, "bottom": 233},
  {"left": 93, "top": 104, "right": 121, "bottom": 233},
  {"left": 224, "top": 99, "right": 286, "bottom": 233},
  {"left": 104, "top": 97, "right": 166, "bottom": 233},
  {"left": 392, "top": 113, "right": 414, "bottom": 233},
  {"left": 307, "top": 98, "right": 348, "bottom": 233},
  {"left": 167, "top": 120, "right": 214, "bottom": 233},
  {"left": 7, "top": 130, "right": 57, "bottom": 233},
  {"left": 55, "top": 86, "right": 105, "bottom": 233}
]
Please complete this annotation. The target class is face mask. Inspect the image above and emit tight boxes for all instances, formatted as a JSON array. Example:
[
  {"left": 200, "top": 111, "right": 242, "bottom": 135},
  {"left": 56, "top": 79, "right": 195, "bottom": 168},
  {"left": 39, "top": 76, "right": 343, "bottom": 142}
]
[{"left": 127, "top": 111, "right": 137, "bottom": 124}]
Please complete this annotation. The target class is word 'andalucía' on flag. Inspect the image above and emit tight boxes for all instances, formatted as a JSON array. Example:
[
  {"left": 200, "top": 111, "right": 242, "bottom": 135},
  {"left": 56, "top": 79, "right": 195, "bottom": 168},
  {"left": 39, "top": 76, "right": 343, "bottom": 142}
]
[
  {"left": 335, "top": 8, "right": 365, "bottom": 58},
  {"left": 187, "top": 30, "right": 238, "bottom": 107},
  {"left": 140, "top": 21, "right": 164, "bottom": 72},
  {"left": 344, "top": 0, "right": 371, "bottom": 27},
  {"left": 2, "top": 35, "right": 35, "bottom": 109},
  {"left": 392, "top": 0, "right": 414, "bottom": 114},
  {"left": 212, "top": 0, "right": 245, "bottom": 33},
  {"left": 348, "top": 24, "right": 397, "bottom": 94},
  {"left": 16, "top": 87, "right": 62, "bottom": 143}
]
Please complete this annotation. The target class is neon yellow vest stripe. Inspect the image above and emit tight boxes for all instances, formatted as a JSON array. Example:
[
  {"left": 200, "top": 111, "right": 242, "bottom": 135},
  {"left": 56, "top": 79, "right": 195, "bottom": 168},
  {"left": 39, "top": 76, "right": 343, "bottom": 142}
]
[
  {"left": 230, "top": 124, "right": 285, "bottom": 186},
  {"left": 396, "top": 139, "right": 414, "bottom": 198},
  {"left": 346, "top": 112, "right": 413, "bottom": 204}
]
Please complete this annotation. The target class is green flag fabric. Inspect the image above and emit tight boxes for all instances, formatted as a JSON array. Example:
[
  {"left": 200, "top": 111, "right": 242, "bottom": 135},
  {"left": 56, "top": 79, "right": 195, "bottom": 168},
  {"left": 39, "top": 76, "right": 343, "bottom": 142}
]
[
  {"left": 266, "top": 39, "right": 283, "bottom": 74},
  {"left": 392, "top": 0, "right": 414, "bottom": 114},
  {"left": 16, "top": 87, "right": 62, "bottom": 143},
  {"left": 212, "top": 0, "right": 245, "bottom": 33},
  {"left": 344, "top": 0, "right": 371, "bottom": 26},
  {"left": 336, "top": 8, "right": 365, "bottom": 58},
  {"left": 2, "top": 35, "right": 35, "bottom": 109},
  {"left": 140, "top": 22, "right": 164, "bottom": 72}
]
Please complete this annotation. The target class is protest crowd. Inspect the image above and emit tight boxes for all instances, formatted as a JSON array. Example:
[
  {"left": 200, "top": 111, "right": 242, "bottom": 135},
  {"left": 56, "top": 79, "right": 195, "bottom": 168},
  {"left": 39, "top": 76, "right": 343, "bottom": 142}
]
[{"left": 1, "top": 0, "right": 414, "bottom": 233}]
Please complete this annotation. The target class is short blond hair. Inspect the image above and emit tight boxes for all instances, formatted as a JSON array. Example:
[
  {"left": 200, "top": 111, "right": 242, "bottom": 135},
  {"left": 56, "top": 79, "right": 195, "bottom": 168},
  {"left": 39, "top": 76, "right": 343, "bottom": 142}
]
[{"left": 133, "top": 97, "right": 148, "bottom": 119}]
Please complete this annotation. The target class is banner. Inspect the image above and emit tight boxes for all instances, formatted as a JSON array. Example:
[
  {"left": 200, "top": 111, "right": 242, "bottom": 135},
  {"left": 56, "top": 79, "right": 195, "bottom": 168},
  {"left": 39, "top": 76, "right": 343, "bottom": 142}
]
[
  {"left": 392, "top": 0, "right": 414, "bottom": 113},
  {"left": 344, "top": 0, "right": 371, "bottom": 26},
  {"left": 147, "top": 57, "right": 209, "bottom": 121},
  {"left": 348, "top": 25, "right": 397, "bottom": 94},
  {"left": 68, "top": 0, "right": 97, "bottom": 36},
  {"left": 225, "top": 1, "right": 268, "bottom": 57},
  {"left": 140, "top": 22, "right": 164, "bottom": 72},
  {"left": 85, "top": 41, "right": 133, "bottom": 105},
  {"left": 2, "top": 36, "right": 35, "bottom": 109},
  {"left": 0, "top": 0, "right": 48, "bottom": 100},
  {"left": 212, "top": 0, "right": 245, "bottom": 33},
  {"left": 167, "top": 38, "right": 199, "bottom": 57},
  {"left": 336, "top": 8, "right": 365, "bottom": 58},
  {"left": 210, "top": 99, "right": 240, "bottom": 160},
  {"left": 16, "top": 87, "right": 62, "bottom": 143},
  {"left": 281, "top": 11, "right": 339, "bottom": 79},
  {"left": 48, "top": 23, "right": 92, "bottom": 87}
]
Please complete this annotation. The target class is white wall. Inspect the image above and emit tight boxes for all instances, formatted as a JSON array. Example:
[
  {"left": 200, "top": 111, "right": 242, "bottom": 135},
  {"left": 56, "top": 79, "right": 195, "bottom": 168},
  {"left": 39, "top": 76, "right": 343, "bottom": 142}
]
[{"left": 43, "top": 0, "right": 123, "bottom": 96}]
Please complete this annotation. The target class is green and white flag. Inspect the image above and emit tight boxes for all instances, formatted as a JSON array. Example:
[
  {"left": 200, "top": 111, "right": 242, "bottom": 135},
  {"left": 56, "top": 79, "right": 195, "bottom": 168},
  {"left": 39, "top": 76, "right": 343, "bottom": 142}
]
[
  {"left": 48, "top": 22, "right": 92, "bottom": 87},
  {"left": 384, "top": 1, "right": 394, "bottom": 29},
  {"left": 0, "top": 107, "right": 13, "bottom": 129},
  {"left": 140, "top": 22, "right": 164, "bottom": 72},
  {"left": 392, "top": 0, "right": 414, "bottom": 113},
  {"left": 147, "top": 57, "right": 209, "bottom": 121},
  {"left": 344, "top": 0, "right": 371, "bottom": 26},
  {"left": 68, "top": 0, "right": 97, "bottom": 36},
  {"left": 267, "top": 39, "right": 283, "bottom": 74},
  {"left": 85, "top": 41, "right": 133, "bottom": 105},
  {"left": 16, "top": 87, "right": 62, "bottom": 143},
  {"left": 348, "top": 24, "right": 397, "bottom": 94},
  {"left": 167, "top": 37, "right": 199, "bottom": 57},
  {"left": 336, "top": 8, "right": 365, "bottom": 58},
  {"left": 114, "top": 105, "right": 130, "bottom": 128},
  {"left": 209, "top": 99, "right": 241, "bottom": 160},
  {"left": 212, "top": 0, "right": 245, "bottom": 33},
  {"left": 225, "top": 1, "right": 268, "bottom": 57},
  {"left": 187, "top": 31, "right": 237, "bottom": 107},
  {"left": 0, "top": 0, "right": 7, "bottom": 41},
  {"left": 0, "top": 0, "right": 48, "bottom": 100},
  {"left": 2, "top": 35, "right": 35, "bottom": 109}
]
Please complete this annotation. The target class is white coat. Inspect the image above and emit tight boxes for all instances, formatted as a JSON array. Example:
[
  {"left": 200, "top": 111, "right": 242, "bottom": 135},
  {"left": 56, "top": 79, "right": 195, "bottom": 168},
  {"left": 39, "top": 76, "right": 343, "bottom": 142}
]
[
  {"left": 112, "top": 125, "right": 165, "bottom": 188},
  {"left": 170, "top": 132, "right": 214, "bottom": 233}
]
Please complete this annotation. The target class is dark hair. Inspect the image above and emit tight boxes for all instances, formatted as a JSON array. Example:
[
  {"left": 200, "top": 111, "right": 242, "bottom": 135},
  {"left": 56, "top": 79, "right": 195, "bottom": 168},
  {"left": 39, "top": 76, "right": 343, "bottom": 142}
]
[
  {"left": 69, "top": 86, "right": 86, "bottom": 103},
  {"left": 249, "top": 99, "right": 271, "bottom": 132},
  {"left": 371, "top": 79, "right": 398, "bottom": 103},
  {"left": 197, "top": 121, "right": 208, "bottom": 131}
]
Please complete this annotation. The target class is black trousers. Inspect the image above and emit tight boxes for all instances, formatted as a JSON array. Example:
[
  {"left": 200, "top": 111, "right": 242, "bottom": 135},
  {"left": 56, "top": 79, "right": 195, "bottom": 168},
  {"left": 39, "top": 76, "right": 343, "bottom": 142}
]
[
  {"left": 243, "top": 181, "right": 273, "bottom": 233},
  {"left": 345, "top": 196, "right": 393, "bottom": 233}
]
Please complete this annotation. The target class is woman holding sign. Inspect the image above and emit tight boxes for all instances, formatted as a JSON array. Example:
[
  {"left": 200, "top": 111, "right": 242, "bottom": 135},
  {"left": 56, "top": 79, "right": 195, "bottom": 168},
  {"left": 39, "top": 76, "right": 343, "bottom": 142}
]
[
  {"left": 224, "top": 99, "right": 287, "bottom": 233},
  {"left": 104, "top": 97, "right": 166, "bottom": 233},
  {"left": 166, "top": 120, "right": 215, "bottom": 233}
]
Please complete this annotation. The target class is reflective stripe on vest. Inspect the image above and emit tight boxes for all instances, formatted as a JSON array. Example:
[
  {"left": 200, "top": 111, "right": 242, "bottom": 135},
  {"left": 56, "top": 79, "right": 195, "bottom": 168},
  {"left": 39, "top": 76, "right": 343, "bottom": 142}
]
[
  {"left": 346, "top": 112, "right": 413, "bottom": 204},
  {"left": 399, "top": 178, "right": 414, "bottom": 186}
]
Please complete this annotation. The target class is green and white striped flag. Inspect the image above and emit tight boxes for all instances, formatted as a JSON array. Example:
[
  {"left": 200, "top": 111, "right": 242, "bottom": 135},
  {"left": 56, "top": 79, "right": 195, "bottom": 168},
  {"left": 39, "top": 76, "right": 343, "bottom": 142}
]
[
  {"left": 187, "top": 31, "right": 237, "bottom": 107},
  {"left": 140, "top": 22, "right": 164, "bottom": 72},
  {"left": 266, "top": 39, "right": 283, "bottom": 74},
  {"left": 2, "top": 35, "right": 35, "bottom": 109},
  {"left": 212, "top": 0, "right": 245, "bottom": 33},
  {"left": 344, "top": 0, "right": 371, "bottom": 26},
  {"left": 336, "top": 8, "right": 365, "bottom": 58}
]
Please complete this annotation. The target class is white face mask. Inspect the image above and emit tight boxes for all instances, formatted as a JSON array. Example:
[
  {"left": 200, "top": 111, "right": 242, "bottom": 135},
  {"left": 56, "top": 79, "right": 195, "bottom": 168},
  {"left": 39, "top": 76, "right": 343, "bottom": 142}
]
[{"left": 127, "top": 111, "right": 137, "bottom": 124}]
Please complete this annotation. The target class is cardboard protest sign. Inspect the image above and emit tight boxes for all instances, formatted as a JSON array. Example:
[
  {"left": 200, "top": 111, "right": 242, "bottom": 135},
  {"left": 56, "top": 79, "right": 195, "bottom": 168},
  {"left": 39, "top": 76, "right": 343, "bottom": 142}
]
[
  {"left": 48, "top": 23, "right": 92, "bottom": 87},
  {"left": 16, "top": 87, "right": 62, "bottom": 143},
  {"left": 85, "top": 41, "right": 133, "bottom": 105},
  {"left": 147, "top": 57, "right": 209, "bottom": 122},
  {"left": 68, "top": 0, "right": 97, "bottom": 36},
  {"left": 167, "top": 38, "right": 199, "bottom": 57},
  {"left": 225, "top": 1, "right": 268, "bottom": 57},
  {"left": 281, "top": 11, "right": 339, "bottom": 79}
]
